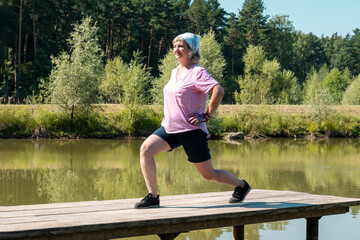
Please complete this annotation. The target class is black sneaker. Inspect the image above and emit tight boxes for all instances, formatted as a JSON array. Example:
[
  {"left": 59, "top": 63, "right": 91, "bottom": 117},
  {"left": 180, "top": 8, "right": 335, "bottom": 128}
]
[
  {"left": 134, "top": 193, "right": 160, "bottom": 209},
  {"left": 229, "top": 180, "right": 251, "bottom": 203}
]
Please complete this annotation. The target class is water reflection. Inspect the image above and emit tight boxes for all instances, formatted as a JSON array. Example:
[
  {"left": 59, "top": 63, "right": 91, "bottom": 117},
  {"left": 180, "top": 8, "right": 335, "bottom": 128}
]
[{"left": 0, "top": 138, "right": 359, "bottom": 240}]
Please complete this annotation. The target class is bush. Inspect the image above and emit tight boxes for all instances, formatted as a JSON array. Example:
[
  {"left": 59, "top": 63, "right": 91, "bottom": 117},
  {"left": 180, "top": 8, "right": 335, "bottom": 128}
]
[
  {"left": 342, "top": 75, "right": 360, "bottom": 105},
  {"left": 113, "top": 106, "right": 162, "bottom": 136},
  {"left": 1, "top": 105, "right": 359, "bottom": 139},
  {"left": 206, "top": 112, "right": 224, "bottom": 137},
  {"left": 0, "top": 108, "right": 37, "bottom": 137},
  {"left": 236, "top": 45, "right": 300, "bottom": 104}
]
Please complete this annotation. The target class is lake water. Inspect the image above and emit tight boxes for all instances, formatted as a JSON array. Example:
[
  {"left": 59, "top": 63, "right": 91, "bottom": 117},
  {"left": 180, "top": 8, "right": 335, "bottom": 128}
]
[{"left": 0, "top": 138, "right": 359, "bottom": 240}]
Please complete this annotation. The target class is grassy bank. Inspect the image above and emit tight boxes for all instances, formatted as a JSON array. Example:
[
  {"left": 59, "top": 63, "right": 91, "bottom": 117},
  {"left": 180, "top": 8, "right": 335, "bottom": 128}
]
[{"left": 1, "top": 104, "right": 360, "bottom": 139}]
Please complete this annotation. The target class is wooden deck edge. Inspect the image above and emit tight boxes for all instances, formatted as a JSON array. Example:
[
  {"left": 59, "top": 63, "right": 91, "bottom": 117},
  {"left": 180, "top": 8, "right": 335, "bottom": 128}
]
[{"left": 2, "top": 206, "right": 350, "bottom": 240}]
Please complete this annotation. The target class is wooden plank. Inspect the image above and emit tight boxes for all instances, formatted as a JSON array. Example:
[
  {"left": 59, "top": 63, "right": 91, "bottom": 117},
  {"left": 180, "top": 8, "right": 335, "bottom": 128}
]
[
  {"left": 0, "top": 190, "right": 359, "bottom": 240},
  {"left": 0, "top": 191, "right": 357, "bottom": 227},
  {"left": 0, "top": 190, "right": 356, "bottom": 219}
]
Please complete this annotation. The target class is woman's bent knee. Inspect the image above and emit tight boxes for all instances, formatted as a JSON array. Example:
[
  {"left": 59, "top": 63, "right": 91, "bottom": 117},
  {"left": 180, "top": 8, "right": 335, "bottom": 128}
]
[
  {"left": 140, "top": 142, "right": 153, "bottom": 158},
  {"left": 200, "top": 170, "right": 218, "bottom": 181},
  {"left": 140, "top": 135, "right": 170, "bottom": 160}
]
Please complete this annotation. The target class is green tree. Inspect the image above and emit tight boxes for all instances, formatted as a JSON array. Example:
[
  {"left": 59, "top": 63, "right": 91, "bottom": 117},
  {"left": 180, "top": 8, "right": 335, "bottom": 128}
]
[
  {"left": 186, "top": 0, "right": 226, "bottom": 36},
  {"left": 151, "top": 50, "right": 178, "bottom": 104},
  {"left": 122, "top": 51, "right": 152, "bottom": 107},
  {"left": 223, "top": 13, "right": 242, "bottom": 76},
  {"left": 302, "top": 66, "right": 331, "bottom": 104},
  {"left": 49, "top": 17, "right": 103, "bottom": 122},
  {"left": 205, "top": 0, "right": 227, "bottom": 38},
  {"left": 321, "top": 33, "right": 346, "bottom": 70},
  {"left": 302, "top": 67, "right": 335, "bottom": 131},
  {"left": 292, "top": 32, "right": 327, "bottom": 85},
  {"left": 265, "top": 15, "right": 295, "bottom": 71},
  {"left": 235, "top": 45, "right": 300, "bottom": 104},
  {"left": 323, "top": 68, "right": 352, "bottom": 104},
  {"left": 199, "top": 30, "right": 226, "bottom": 84},
  {"left": 0, "top": 48, "right": 14, "bottom": 103},
  {"left": 238, "top": 0, "right": 269, "bottom": 46},
  {"left": 344, "top": 28, "right": 360, "bottom": 76},
  {"left": 342, "top": 74, "right": 360, "bottom": 105},
  {"left": 100, "top": 51, "right": 152, "bottom": 106},
  {"left": 99, "top": 57, "right": 128, "bottom": 103}
]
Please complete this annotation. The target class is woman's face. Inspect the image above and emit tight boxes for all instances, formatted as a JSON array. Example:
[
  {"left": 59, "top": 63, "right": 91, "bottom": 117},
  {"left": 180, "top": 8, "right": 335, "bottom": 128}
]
[{"left": 173, "top": 40, "right": 192, "bottom": 62}]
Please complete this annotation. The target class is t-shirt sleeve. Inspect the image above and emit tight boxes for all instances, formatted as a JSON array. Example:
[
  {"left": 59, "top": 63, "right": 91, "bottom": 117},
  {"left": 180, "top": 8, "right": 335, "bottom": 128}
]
[{"left": 194, "top": 67, "right": 219, "bottom": 93}]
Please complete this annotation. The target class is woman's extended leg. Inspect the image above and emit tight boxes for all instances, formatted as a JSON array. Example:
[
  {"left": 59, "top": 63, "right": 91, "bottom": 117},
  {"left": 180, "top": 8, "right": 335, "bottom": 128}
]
[
  {"left": 193, "top": 159, "right": 244, "bottom": 187},
  {"left": 139, "top": 134, "right": 171, "bottom": 196},
  {"left": 194, "top": 159, "right": 251, "bottom": 203}
]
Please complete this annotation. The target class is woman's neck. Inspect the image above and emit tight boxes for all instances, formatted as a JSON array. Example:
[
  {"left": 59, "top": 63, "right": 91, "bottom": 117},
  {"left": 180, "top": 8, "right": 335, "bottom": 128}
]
[{"left": 179, "top": 62, "right": 194, "bottom": 69}]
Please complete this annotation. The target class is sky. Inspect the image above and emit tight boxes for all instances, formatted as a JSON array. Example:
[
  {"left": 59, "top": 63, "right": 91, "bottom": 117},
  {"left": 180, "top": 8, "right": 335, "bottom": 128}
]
[{"left": 218, "top": 0, "right": 360, "bottom": 37}]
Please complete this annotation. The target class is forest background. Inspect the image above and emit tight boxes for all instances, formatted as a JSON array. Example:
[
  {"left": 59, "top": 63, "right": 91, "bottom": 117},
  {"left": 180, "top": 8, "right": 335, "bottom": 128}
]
[{"left": 1, "top": 0, "right": 360, "bottom": 138}]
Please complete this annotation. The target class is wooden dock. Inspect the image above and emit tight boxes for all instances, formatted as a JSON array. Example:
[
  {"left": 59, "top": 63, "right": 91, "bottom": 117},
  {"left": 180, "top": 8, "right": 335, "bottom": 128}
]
[{"left": 0, "top": 189, "right": 359, "bottom": 240}]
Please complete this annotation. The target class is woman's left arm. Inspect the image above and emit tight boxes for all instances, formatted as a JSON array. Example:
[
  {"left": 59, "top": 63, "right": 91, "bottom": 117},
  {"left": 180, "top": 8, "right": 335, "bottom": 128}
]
[
  {"left": 207, "top": 84, "right": 224, "bottom": 117},
  {"left": 188, "top": 84, "right": 224, "bottom": 125}
]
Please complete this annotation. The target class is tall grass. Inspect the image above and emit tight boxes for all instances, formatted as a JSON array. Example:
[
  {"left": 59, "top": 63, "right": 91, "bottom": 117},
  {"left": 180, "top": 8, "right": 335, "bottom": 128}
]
[
  {"left": 0, "top": 105, "right": 359, "bottom": 138},
  {"left": 0, "top": 105, "right": 162, "bottom": 138},
  {"left": 221, "top": 105, "right": 360, "bottom": 138}
]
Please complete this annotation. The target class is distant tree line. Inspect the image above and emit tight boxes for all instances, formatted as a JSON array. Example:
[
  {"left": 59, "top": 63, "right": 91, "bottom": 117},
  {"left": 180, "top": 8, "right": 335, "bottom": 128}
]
[{"left": 1, "top": 0, "right": 360, "bottom": 104}]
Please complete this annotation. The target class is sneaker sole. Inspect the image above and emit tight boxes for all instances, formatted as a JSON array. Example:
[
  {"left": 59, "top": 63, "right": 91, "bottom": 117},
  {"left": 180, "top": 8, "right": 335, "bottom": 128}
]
[
  {"left": 134, "top": 205, "right": 160, "bottom": 209},
  {"left": 229, "top": 186, "right": 252, "bottom": 203}
]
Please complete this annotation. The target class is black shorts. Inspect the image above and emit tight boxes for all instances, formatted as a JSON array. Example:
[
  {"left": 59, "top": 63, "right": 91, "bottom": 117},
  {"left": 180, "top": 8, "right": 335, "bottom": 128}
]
[{"left": 152, "top": 126, "right": 211, "bottom": 163}]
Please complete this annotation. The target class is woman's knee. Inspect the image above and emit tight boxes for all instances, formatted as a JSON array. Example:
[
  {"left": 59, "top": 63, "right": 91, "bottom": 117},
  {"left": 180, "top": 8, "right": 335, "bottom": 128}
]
[
  {"left": 200, "top": 169, "right": 218, "bottom": 181},
  {"left": 140, "top": 141, "right": 153, "bottom": 159}
]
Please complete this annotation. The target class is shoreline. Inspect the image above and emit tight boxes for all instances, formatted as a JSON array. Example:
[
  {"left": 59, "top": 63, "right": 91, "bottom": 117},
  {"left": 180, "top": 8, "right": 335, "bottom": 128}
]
[{"left": 1, "top": 104, "right": 360, "bottom": 139}]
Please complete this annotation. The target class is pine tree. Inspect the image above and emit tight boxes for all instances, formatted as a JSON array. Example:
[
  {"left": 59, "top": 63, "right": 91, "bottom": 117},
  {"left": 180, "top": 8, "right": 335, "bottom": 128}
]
[
  {"left": 344, "top": 28, "right": 360, "bottom": 76},
  {"left": 238, "top": 0, "right": 269, "bottom": 46}
]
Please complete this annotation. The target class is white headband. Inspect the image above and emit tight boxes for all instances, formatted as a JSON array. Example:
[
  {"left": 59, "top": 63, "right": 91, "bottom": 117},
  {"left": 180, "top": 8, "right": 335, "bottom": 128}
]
[{"left": 177, "top": 32, "right": 200, "bottom": 54}]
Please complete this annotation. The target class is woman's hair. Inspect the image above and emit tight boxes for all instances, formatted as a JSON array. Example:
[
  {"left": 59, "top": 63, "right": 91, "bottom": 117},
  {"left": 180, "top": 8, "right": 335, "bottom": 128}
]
[{"left": 172, "top": 36, "right": 201, "bottom": 64}]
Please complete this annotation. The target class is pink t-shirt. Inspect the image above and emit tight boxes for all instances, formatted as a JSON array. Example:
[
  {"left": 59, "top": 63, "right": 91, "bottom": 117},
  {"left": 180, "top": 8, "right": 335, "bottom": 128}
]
[{"left": 161, "top": 64, "right": 219, "bottom": 136}]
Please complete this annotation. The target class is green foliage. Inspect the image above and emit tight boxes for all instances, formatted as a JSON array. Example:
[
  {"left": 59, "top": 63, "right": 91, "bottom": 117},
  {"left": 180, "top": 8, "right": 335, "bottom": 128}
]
[
  {"left": 0, "top": 48, "right": 14, "bottom": 103},
  {"left": 344, "top": 28, "right": 360, "bottom": 76},
  {"left": 302, "top": 67, "right": 336, "bottom": 130},
  {"left": 2, "top": 0, "right": 360, "bottom": 103},
  {"left": 0, "top": 108, "right": 37, "bottom": 137},
  {"left": 322, "top": 33, "right": 346, "bottom": 70},
  {"left": 221, "top": 105, "right": 360, "bottom": 137},
  {"left": 186, "top": 0, "right": 226, "bottom": 36},
  {"left": 223, "top": 13, "right": 242, "bottom": 76},
  {"left": 302, "top": 66, "right": 333, "bottom": 105},
  {"left": 0, "top": 105, "right": 163, "bottom": 138},
  {"left": 222, "top": 106, "right": 308, "bottom": 137},
  {"left": 1, "top": 105, "right": 360, "bottom": 138},
  {"left": 100, "top": 52, "right": 152, "bottom": 106},
  {"left": 99, "top": 57, "right": 128, "bottom": 103},
  {"left": 125, "top": 51, "right": 152, "bottom": 106},
  {"left": 199, "top": 30, "right": 226, "bottom": 84},
  {"left": 302, "top": 67, "right": 355, "bottom": 130},
  {"left": 342, "top": 75, "right": 360, "bottom": 105},
  {"left": 265, "top": 15, "right": 295, "bottom": 70},
  {"left": 49, "top": 17, "right": 103, "bottom": 118},
  {"left": 292, "top": 32, "right": 327, "bottom": 85},
  {"left": 113, "top": 106, "right": 162, "bottom": 136},
  {"left": 206, "top": 111, "right": 224, "bottom": 137},
  {"left": 151, "top": 50, "right": 178, "bottom": 104},
  {"left": 235, "top": 45, "right": 300, "bottom": 104},
  {"left": 238, "top": 0, "right": 269, "bottom": 46},
  {"left": 323, "top": 68, "right": 352, "bottom": 104}
]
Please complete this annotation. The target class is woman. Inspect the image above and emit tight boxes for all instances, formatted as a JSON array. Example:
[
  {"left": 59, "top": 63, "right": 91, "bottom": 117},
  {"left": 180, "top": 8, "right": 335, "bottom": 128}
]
[{"left": 134, "top": 32, "right": 251, "bottom": 209}]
